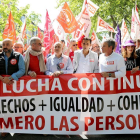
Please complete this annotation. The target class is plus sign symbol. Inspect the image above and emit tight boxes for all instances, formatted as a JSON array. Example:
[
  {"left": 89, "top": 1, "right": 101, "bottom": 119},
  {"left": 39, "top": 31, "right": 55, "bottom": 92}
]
[
  {"left": 39, "top": 100, "right": 47, "bottom": 111},
  {"left": 107, "top": 100, "right": 115, "bottom": 111}
]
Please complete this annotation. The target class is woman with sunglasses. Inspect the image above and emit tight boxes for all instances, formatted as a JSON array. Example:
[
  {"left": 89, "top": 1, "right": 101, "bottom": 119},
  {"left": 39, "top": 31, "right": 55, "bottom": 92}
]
[{"left": 122, "top": 40, "right": 140, "bottom": 74}]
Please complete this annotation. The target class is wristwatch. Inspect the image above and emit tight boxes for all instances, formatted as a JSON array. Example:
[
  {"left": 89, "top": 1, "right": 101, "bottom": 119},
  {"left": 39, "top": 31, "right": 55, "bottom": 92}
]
[
  {"left": 8, "top": 76, "right": 13, "bottom": 81},
  {"left": 108, "top": 73, "right": 111, "bottom": 77}
]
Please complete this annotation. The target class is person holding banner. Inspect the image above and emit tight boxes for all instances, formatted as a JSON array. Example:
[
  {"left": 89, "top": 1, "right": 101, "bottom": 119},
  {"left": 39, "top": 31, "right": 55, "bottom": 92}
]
[
  {"left": 24, "top": 37, "right": 46, "bottom": 77},
  {"left": 45, "top": 42, "right": 73, "bottom": 76},
  {"left": 0, "top": 39, "right": 25, "bottom": 138},
  {"left": 0, "top": 39, "right": 25, "bottom": 84},
  {"left": 73, "top": 37, "right": 99, "bottom": 73},
  {"left": 65, "top": 39, "right": 78, "bottom": 62},
  {"left": 99, "top": 39, "right": 126, "bottom": 78},
  {"left": 122, "top": 40, "right": 140, "bottom": 73}
]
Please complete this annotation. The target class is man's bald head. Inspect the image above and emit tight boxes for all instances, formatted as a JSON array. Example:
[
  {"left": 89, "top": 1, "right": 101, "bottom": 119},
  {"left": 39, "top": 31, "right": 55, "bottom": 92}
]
[{"left": 2, "top": 39, "right": 13, "bottom": 53}]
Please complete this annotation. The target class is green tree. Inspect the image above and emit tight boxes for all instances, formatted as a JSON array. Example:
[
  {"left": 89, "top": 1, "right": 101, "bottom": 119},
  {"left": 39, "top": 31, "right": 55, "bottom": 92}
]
[
  {"left": 0, "top": 0, "right": 41, "bottom": 40},
  {"left": 57, "top": 0, "right": 140, "bottom": 39}
]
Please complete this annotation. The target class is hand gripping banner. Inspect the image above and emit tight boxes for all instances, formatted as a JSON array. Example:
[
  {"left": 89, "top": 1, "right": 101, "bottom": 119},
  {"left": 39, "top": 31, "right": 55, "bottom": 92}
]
[{"left": 1, "top": 71, "right": 140, "bottom": 134}]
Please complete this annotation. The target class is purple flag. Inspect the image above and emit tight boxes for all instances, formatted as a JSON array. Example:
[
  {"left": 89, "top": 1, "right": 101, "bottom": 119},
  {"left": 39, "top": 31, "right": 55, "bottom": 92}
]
[{"left": 115, "top": 25, "right": 121, "bottom": 54}]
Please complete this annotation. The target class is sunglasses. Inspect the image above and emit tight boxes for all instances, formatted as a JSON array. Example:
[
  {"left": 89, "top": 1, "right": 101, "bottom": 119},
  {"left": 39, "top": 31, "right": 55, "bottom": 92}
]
[
  {"left": 57, "top": 63, "right": 61, "bottom": 71},
  {"left": 73, "top": 44, "right": 78, "bottom": 46}
]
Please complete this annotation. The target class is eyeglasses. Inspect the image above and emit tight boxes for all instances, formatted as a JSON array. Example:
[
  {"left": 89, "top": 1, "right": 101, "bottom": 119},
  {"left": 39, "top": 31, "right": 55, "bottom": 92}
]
[
  {"left": 73, "top": 44, "right": 78, "bottom": 46},
  {"left": 14, "top": 46, "right": 23, "bottom": 49},
  {"left": 34, "top": 43, "right": 42, "bottom": 46},
  {"left": 57, "top": 63, "right": 61, "bottom": 71}
]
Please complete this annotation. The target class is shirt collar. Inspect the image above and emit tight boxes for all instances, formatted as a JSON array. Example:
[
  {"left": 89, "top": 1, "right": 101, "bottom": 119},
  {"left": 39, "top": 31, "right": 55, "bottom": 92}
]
[{"left": 54, "top": 53, "right": 64, "bottom": 59}]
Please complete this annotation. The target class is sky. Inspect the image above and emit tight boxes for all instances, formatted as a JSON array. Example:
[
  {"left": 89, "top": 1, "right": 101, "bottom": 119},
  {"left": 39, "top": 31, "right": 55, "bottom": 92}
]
[{"left": 18, "top": 0, "right": 60, "bottom": 30}]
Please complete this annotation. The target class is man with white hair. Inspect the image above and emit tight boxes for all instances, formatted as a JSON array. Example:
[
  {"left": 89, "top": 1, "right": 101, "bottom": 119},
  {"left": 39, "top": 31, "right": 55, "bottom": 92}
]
[
  {"left": 24, "top": 37, "right": 46, "bottom": 77},
  {"left": 13, "top": 42, "right": 24, "bottom": 55},
  {"left": 46, "top": 42, "right": 73, "bottom": 76},
  {"left": 66, "top": 39, "right": 78, "bottom": 62}
]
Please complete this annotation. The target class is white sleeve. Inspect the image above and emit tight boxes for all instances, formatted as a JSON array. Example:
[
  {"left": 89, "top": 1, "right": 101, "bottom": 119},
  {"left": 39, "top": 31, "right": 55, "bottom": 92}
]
[{"left": 115, "top": 56, "right": 126, "bottom": 78}]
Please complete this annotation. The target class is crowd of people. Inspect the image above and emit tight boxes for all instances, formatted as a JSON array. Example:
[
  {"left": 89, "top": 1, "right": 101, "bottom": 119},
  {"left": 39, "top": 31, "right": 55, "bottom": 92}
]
[
  {"left": 0, "top": 37, "right": 140, "bottom": 85},
  {"left": 0, "top": 36, "right": 140, "bottom": 138}
]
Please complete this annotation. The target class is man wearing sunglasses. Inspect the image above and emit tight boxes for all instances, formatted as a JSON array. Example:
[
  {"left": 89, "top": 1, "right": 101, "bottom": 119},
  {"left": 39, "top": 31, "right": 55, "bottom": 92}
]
[
  {"left": 46, "top": 42, "right": 73, "bottom": 77},
  {"left": 66, "top": 39, "right": 78, "bottom": 62},
  {"left": 24, "top": 37, "right": 46, "bottom": 77}
]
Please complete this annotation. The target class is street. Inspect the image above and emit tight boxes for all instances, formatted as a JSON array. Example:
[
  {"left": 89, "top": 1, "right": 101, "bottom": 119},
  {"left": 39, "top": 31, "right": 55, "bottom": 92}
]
[{"left": 0, "top": 134, "right": 140, "bottom": 140}]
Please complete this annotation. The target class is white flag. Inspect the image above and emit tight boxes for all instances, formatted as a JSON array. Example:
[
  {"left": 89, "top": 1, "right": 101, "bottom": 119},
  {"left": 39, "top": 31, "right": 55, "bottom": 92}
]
[
  {"left": 79, "top": 5, "right": 91, "bottom": 37},
  {"left": 82, "top": 0, "right": 99, "bottom": 17},
  {"left": 53, "top": 19, "right": 65, "bottom": 40},
  {"left": 135, "top": 5, "right": 140, "bottom": 40},
  {"left": 121, "top": 19, "right": 130, "bottom": 45},
  {"left": 91, "top": 29, "right": 100, "bottom": 45},
  {"left": 96, "top": 17, "right": 116, "bottom": 33}
]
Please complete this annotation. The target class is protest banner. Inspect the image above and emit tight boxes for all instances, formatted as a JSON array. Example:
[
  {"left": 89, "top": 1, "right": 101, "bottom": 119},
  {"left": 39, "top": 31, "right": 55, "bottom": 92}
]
[{"left": 1, "top": 72, "right": 140, "bottom": 134}]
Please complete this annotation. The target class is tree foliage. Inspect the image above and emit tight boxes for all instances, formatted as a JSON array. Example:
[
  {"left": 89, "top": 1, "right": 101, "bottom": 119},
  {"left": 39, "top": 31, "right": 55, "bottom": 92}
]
[
  {"left": 0, "top": 0, "right": 41, "bottom": 40},
  {"left": 57, "top": 0, "right": 140, "bottom": 39}
]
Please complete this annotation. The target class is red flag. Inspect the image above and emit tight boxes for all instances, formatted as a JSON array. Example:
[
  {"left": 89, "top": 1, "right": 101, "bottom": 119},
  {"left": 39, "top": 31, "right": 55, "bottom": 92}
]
[
  {"left": 78, "top": 34, "right": 85, "bottom": 49},
  {"left": 21, "top": 20, "right": 27, "bottom": 39},
  {"left": 44, "top": 10, "right": 55, "bottom": 55},
  {"left": 38, "top": 27, "right": 43, "bottom": 40},
  {"left": 3, "top": 11, "right": 16, "bottom": 44},
  {"left": 56, "top": 2, "right": 78, "bottom": 33}
]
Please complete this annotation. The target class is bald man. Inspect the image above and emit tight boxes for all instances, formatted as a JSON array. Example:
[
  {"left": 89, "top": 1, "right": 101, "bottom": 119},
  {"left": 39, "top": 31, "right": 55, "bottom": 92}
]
[{"left": 0, "top": 39, "right": 25, "bottom": 85}]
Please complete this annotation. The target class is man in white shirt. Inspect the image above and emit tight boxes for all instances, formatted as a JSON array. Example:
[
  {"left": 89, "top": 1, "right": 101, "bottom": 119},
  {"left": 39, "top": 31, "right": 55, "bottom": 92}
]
[
  {"left": 99, "top": 39, "right": 126, "bottom": 78},
  {"left": 73, "top": 37, "right": 98, "bottom": 73},
  {"left": 46, "top": 42, "right": 73, "bottom": 77}
]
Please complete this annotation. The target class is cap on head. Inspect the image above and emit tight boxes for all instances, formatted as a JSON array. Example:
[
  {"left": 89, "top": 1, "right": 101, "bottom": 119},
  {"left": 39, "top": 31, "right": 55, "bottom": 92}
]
[{"left": 123, "top": 40, "right": 136, "bottom": 48}]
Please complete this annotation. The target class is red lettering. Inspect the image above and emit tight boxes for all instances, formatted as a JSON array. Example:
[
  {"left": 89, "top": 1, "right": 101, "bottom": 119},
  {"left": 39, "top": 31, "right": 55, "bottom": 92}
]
[
  {"left": 0, "top": 118, "right": 14, "bottom": 129},
  {"left": 116, "top": 115, "right": 124, "bottom": 130},
  {"left": 70, "top": 116, "right": 79, "bottom": 131},
  {"left": 106, "top": 116, "right": 115, "bottom": 130},
  {"left": 51, "top": 116, "right": 58, "bottom": 131},
  {"left": 25, "top": 115, "right": 34, "bottom": 130},
  {"left": 138, "top": 115, "right": 140, "bottom": 129},
  {"left": 59, "top": 116, "right": 69, "bottom": 131},
  {"left": 96, "top": 117, "right": 103, "bottom": 130},
  {"left": 15, "top": 116, "right": 23, "bottom": 129},
  {"left": 35, "top": 115, "right": 45, "bottom": 130},
  {"left": 85, "top": 117, "right": 94, "bottom": 131},
  {"left": 126, "top": 115, "right": 136, "bottom": 130}
]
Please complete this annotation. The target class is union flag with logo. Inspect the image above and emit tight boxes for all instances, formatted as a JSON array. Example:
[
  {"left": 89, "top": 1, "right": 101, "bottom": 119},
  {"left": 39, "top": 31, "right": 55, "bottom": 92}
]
[
  {"left": 96, "top": 17, "right": 116, "bottom": 33},
  {"left": 56, "top": 2, "right": 78, "bottom": 33},
  {"left": 3, "top": 11, "right": 16, "bottom": 44}
]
